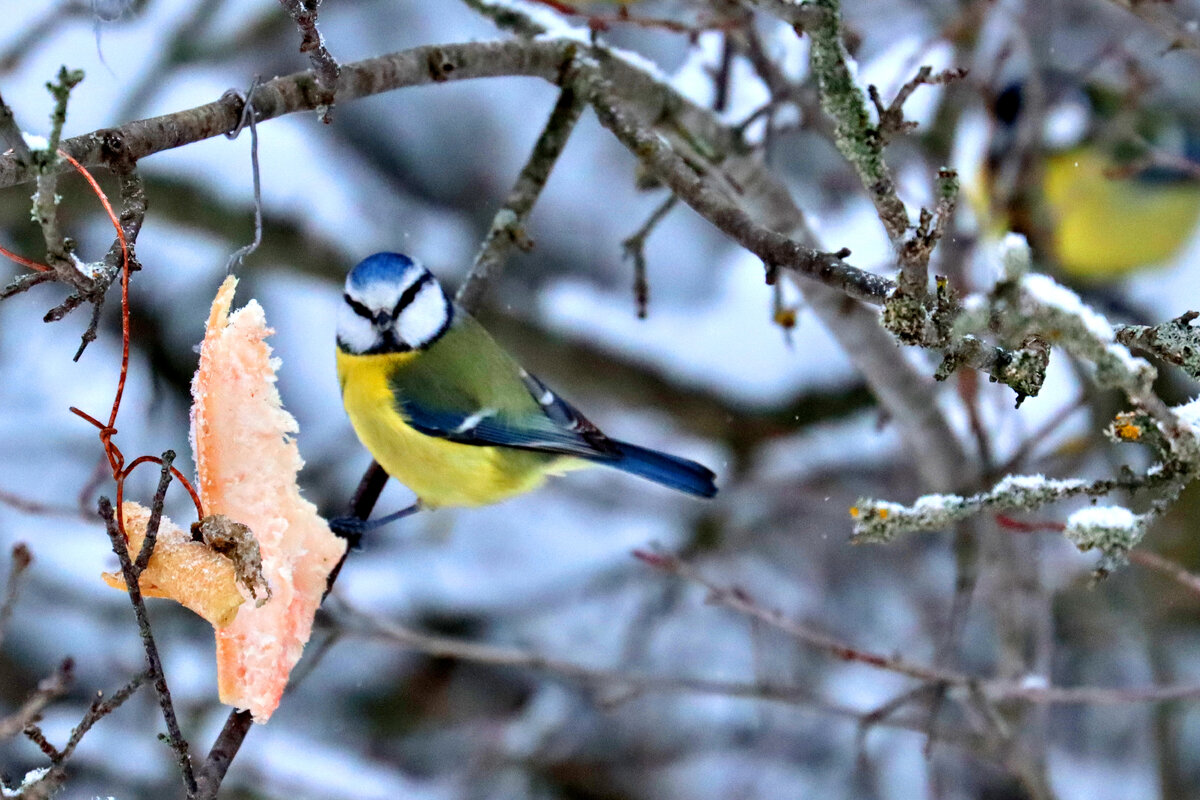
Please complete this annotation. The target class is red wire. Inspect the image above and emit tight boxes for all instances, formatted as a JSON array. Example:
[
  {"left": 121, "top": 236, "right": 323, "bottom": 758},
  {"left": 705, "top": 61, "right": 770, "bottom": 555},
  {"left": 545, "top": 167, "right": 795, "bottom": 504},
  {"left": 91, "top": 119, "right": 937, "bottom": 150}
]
[
  {"left": 53, "top": 151, "right": 205, "bottom": 537},
  {"left": 0, "top": 243, "right": 51, "bottom": 272}
]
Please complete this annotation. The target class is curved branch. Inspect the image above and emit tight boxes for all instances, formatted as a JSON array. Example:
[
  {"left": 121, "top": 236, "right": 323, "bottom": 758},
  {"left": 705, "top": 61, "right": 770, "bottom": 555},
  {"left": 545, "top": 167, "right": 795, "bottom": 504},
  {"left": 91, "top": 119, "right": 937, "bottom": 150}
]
[{"left": 0, "top": 39, "right": 574, "bottom": 188}]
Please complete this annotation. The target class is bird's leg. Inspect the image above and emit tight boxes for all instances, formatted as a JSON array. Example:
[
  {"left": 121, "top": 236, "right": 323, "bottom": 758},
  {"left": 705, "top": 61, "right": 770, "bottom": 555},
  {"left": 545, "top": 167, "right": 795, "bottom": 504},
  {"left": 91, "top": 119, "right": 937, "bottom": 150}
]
[{"left": 329, "top": 502, "right": 422, "bottom": 546}]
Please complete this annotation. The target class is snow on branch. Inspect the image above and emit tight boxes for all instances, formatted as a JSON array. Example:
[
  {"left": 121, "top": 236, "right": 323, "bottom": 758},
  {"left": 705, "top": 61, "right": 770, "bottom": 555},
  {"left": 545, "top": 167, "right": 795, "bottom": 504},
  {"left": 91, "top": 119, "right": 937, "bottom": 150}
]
[{"left": 855, "top": 237, "right": 1200, "bottom": 567}]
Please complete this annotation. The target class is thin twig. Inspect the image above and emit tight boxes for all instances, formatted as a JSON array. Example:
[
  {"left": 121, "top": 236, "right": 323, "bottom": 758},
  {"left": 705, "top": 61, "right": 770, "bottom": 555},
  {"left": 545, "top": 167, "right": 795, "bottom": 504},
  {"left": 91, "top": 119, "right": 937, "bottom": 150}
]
[
  {"left": 1129, "top": 550, "right": 1200, "bottom": 598},
  {"left": 99, "top": 496, "right": 197, "bottom": 797},
  {"left": 0, "top": 659, "right": 73, "bottom": 740},
  {"left": 0, "top": 270, "right": 54, "bottom": 301},
  {"left": 637, "top": 549, "right": 1200, "bottom": 705},
  {"left": 323, "top": 460, "right": 388, "bottom": 595},
  {"left": 0, "top": 543, "right": 32, "bottom": 646},
  {"left": 456, "top": 83, "right": 586, "bottom": 312},
  {"left": 805, "top": 0, "right": 908, "bottom": 244},
  {"left": 334, "top": 599, "right": 870, "bottom": 718},
  {"left": 133, "top": 452, "right": 175, "bottom": 575},
  {"left": 0, "top": 489, "right": 83, "bottom": 518},
  {"left": 97, "top": 158, "right": 145, "bottom": 273},
  {"left": 194, "top": 711, "right": 253, "bottom": 800},
  {"left": 621, "top": 194, "right": 678, "bottom": 319},
  {"left": 804, "top": 2, "right": 964, "bottom": 305},
  {"left": 74, "top": 157, "right": 147, "bottom": 361},
  {"left": 59, "top": 669, "right": 151, "bottom": 763},
  {"left": 1104, "top": 0, "right": 1200, "bottom": 51},
  {"left": 33, "top": 67, "right": 91, "bottom": 289},
  {"left": 23, "top": 723, "right": 62, "bottom": 762},
  {"left": 636, "top": 550, "right": 965, "bottom": 685},
  {"left": 276, "top": 0, "right": 341, "bottom": 123},
  {"left": 577, "top": 62, "right": 894, "bottom": 304},
  {"left": 18, "top": 670, "right": 149, "bottom": 798}
]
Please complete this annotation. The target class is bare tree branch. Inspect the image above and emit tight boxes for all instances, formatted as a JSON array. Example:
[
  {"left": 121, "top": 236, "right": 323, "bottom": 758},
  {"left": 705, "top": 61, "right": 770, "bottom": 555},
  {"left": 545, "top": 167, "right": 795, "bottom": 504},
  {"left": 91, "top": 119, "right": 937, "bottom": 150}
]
[
  {"left": 457, "top": 83, "right": 586, "bottom": 312},
  {"left": 194, "top": 710, "right": 254, "bottom": 800}
]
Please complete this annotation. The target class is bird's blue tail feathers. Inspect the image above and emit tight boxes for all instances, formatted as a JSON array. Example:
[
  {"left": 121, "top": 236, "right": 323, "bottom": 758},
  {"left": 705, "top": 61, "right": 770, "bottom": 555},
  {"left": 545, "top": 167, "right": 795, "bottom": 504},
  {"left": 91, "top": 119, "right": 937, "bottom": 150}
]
[{"left": 605, "top": 440, "right": 718, "bottom": 498}]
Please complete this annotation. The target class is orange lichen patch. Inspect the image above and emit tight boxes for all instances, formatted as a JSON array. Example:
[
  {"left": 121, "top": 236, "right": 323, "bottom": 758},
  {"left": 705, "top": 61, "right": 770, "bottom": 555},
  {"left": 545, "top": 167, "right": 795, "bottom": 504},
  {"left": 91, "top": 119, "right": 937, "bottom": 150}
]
[
  {"left": 1112, "top": 413, "right": 1143, "bottom": 442},
  {"left": 1116, "top": 422, "right": 1142, "bottom": 441},
  {"left": 191, "top": 276, "right": 346, "bottom": 722},
  {"left": 773, "top": 307, "right": 797, "bottom": 330},
  {"left": 102, "top": 502, "right": 245, "bottom": 629}
]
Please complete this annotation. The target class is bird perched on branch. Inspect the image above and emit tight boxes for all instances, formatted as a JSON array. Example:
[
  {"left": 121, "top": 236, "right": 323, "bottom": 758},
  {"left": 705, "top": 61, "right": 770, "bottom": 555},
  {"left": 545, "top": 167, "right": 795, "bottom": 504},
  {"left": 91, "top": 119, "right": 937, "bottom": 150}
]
[
  {"left": 985, "top": 80, "right": 1200, "bottom": 281},
  {"left": 335, "top": 252, "right": 717, "bottom": 528}
]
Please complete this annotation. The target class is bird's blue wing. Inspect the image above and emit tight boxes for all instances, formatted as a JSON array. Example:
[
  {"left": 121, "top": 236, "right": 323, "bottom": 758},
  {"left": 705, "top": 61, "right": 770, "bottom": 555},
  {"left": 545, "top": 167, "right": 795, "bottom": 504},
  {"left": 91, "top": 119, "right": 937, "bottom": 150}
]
[
  {"left": 387, "top": 313, "right": 621, "bottom": 459},
  {"left": 384, "top": 315, "right": 717, "bottom": 497},
  {"left": 396, "top": 395, "right": 613, "bottom": 459}
]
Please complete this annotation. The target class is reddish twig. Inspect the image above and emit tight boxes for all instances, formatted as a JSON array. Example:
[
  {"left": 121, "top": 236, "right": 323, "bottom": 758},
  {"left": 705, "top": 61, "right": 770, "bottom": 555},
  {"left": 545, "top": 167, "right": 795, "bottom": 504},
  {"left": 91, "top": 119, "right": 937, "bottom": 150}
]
[
  {"left": 993, "top": 514, "right": 1065, "bottom": 534},
  {"left": 0, "top": 543, "right": 32, "bottom": 645},
  {"left": 0, "top": 490, "right": 82, "bottom": 519},
  {"left": 634, "top": 549, "right": 966, "bottom": 684},
  {"left": 1129, "top": 550, "right": 1200, "bottom": 597},
  {"left": 635, "top": 548, "right": 1200, "bottom": 705}
]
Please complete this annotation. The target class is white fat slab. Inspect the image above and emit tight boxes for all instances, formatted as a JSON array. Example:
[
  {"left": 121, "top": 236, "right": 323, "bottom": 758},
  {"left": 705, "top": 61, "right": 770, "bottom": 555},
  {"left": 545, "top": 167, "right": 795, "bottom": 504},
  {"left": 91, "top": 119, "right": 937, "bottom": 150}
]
[
  {"left": 395, "top": 280, "right": 450, "bottom": 349},
  {"left": 336, "top": 301, "right": 381, "bottom": 354}
]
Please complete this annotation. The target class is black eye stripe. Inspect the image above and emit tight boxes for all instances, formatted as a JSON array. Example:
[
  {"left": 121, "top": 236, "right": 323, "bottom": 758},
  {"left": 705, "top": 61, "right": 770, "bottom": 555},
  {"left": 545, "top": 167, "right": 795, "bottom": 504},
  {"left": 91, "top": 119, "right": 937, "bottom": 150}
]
[
  {"left": 344, "top": 293, "right": 374, "bottom": 320},
  {"left": 392, "top": 272, "right": 433, "bottom": 319}
]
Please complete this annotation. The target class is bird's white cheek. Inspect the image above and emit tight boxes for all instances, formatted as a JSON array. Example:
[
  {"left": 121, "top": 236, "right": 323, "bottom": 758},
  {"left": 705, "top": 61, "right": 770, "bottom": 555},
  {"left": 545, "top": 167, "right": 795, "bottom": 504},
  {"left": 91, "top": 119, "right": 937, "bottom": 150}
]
[
  {"left": 396, "top": 283, "right": 449, "bottom": 349},
  {"left": 337, "top": 304, "right": 380, "bottom": 354}
]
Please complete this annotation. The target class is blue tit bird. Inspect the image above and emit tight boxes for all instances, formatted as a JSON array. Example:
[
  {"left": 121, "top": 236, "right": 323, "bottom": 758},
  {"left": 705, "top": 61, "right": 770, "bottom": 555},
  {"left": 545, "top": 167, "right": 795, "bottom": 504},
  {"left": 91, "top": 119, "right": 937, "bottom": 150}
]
[
  {"left": 335, "top": 252, "right": 717, "bottom": 522},
  {"left": 985, "top": 81, "right": 1200, "bottom": 281}
]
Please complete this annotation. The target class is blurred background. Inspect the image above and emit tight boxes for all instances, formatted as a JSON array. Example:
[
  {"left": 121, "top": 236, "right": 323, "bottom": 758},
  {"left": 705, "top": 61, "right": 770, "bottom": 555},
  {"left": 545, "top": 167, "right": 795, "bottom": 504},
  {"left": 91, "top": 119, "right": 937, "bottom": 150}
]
[{"left": 3, "top": 0, "right": 1200, "bottom": 798}]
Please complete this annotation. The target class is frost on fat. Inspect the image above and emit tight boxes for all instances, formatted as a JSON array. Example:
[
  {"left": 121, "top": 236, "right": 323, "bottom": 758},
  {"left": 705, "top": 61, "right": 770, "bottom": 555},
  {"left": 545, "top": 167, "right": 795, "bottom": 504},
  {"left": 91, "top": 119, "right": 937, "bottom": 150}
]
[{"left": 191, "top": 276, "right": 346, "bottom": 722}]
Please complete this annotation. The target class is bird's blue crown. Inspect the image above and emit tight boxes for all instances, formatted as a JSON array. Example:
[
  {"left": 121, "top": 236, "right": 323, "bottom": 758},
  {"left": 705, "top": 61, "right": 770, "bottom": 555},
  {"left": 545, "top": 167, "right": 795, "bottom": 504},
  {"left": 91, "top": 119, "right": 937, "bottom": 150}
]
[{"left": 347, "top": 252, "right": 422, "bottom": 289}]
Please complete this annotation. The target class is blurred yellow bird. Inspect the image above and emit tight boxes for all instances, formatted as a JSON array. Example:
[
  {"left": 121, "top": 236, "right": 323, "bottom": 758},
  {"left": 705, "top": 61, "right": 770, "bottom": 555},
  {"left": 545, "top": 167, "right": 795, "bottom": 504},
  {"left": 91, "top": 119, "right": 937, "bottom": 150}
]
[{"left": 985, "top": 82, "right": 1200, "bottom": 281}]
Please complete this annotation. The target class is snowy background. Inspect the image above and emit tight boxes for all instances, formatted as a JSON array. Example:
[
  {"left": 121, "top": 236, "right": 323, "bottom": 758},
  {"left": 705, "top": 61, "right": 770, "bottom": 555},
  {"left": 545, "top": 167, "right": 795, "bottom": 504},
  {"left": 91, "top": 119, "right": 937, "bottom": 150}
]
[{"left": 2, "top": 0, "right": 1200, "bottom": 798}]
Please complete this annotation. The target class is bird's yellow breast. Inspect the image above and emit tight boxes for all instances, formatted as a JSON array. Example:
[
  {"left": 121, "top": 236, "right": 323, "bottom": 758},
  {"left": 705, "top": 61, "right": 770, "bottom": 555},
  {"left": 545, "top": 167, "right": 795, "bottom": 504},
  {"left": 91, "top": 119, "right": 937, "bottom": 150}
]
[
  {"left": 1044, "top": 149, "right": 1200, "bottom": 279},
  {"left": 336, "top": 349, "right": 554, "bottom": 508}
]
